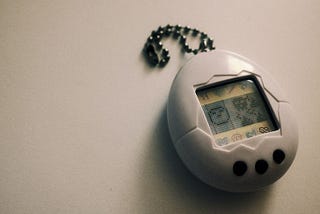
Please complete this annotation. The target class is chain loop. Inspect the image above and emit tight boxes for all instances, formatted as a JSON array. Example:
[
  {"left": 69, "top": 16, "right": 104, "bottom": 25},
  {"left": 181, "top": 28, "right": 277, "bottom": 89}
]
[{"left": 143, "top": 25, "right": 215, "bottom": 67}]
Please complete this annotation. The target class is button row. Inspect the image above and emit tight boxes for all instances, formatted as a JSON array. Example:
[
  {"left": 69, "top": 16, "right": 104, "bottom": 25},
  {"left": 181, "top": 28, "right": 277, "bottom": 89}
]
[{"left": 233, "top": 149, "right": 286, "bottom": 176}]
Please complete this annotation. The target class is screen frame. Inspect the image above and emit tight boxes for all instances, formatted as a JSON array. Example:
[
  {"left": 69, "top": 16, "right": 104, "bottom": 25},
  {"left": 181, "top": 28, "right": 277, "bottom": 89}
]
[{"left": 195, "top": 75, "right": 280, "bottom": 137}]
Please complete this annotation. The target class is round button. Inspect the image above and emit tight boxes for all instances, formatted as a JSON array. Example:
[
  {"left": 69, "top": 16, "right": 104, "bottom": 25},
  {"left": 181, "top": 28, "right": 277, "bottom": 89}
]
[
  {"left": 255, "top": 160, "right": 268, "bottom": 174},
  {"left": 233, "top": 161, "right": 247, "bottom": 176},
  {"left": 273, "top": 149, "right": 286, "bottom": 164}
]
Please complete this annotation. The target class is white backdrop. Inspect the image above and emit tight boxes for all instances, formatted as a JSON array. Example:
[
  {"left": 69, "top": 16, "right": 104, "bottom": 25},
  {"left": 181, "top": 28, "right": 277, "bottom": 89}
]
[{"left": 1, "top": 0, "right": 320, "bottom": 213}]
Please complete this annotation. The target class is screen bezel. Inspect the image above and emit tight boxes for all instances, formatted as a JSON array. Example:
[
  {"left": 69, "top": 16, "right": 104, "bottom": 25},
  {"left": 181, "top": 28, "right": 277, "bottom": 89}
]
[{"left": 195, "top": 75, "right": 280, "bottom": 137}]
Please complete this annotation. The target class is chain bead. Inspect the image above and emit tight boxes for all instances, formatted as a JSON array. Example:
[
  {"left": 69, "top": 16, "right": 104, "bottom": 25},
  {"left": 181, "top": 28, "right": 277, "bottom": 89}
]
[
  {"left": 192, "top": 49, "right": 199, "bottom": 55},
  {"left": 180, "top": 35, "right": 186, "bottom": 44},
  {"left": 162, "top": 48, "right": 169, "bottom": 56},
  {"left": 155, "top": 34, "right": 161, "bottom": 42},
  {"left": 200, "top": 32, "right": 208, "bottom": 39},
  {"left": 183, "top": 26, "right": 191, "bottom": 33},
  {"left": 207, "top": 38, "right": 214, "bottom": 50},
  {"left": 183, "top": 43, "right": 192, "bottom": 53},
  {"left": 173, "top": 30, "right": 181, "bottom": 39},
  {"left": 147, "top": 36, "right": 154, "bottom": 43},
  {"left": 156, "top": 42, "right": 163, "bottom": 50},
  {"left": 199, "top": 40, "right": 207, "bottom": 51},
  {"left": 175, "top": 25, "right": 182, "bottom": 30},
  {"left": 192, "top": 29, "right": 199, "bottom": 36}
]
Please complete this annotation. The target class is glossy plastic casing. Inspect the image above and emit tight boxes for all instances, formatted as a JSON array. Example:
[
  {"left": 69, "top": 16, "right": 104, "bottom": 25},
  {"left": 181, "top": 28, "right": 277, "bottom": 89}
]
[{"left": 167, "top": 50, "right": 298, "bottom": 192}]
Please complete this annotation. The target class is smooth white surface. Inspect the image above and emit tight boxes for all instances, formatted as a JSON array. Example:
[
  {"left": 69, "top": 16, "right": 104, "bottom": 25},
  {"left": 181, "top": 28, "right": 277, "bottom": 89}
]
[
  {"left": 167, "top": 50, "right": 298, "bottom": 192},
  {"left": 0, "top": 0, "right": 319, "bottom": 213}
]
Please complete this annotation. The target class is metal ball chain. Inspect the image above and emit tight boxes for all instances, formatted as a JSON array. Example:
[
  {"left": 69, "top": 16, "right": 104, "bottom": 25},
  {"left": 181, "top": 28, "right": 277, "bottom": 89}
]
[{"left": 143, "top": 24, "right": 215, "bottom": 67}]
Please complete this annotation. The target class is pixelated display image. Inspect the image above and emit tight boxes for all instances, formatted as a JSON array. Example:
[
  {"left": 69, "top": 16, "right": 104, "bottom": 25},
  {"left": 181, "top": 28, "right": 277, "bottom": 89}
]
[{"left": 196, "top": 77, "right": 277, "bottom": 146}]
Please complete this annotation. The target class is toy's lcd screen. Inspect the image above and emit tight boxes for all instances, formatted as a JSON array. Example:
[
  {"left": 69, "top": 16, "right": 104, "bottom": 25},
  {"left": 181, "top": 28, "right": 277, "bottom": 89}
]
[{"left": 196, "top": 76, "right": 278, "bottom": 146}]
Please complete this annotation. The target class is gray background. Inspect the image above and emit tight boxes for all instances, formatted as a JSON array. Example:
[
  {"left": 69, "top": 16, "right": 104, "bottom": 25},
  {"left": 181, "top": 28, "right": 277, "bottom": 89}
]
[{"left": 1, "top": 0, "right": 319, "bottom": 213}]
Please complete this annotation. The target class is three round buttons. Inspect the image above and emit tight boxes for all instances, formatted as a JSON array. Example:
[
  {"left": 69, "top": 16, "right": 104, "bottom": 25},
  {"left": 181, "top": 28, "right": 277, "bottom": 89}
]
[{"left": 233, "top": 149, "right": 286, "bottom": 176}]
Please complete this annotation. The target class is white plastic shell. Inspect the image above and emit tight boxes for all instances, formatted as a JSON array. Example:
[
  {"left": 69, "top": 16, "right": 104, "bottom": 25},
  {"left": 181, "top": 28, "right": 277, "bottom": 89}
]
[{"left": 167, "top": 50, "right": 298, "bottom": 192}]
